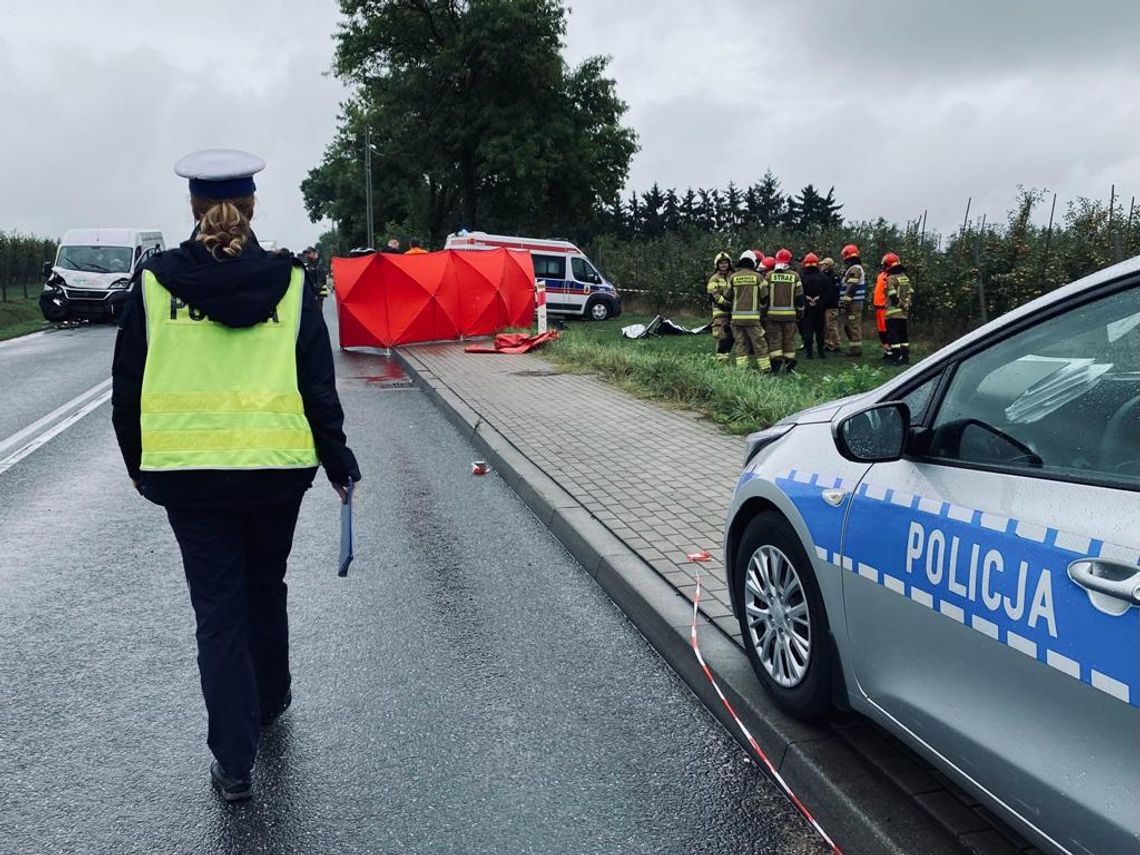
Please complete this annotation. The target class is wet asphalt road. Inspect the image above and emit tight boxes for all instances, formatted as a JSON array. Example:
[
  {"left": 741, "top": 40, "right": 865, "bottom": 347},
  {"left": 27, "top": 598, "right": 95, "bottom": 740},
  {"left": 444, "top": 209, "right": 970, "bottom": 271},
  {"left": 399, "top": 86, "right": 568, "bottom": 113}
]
[{"left": 0, "top": 314, "right": 825, "bottom": 855}]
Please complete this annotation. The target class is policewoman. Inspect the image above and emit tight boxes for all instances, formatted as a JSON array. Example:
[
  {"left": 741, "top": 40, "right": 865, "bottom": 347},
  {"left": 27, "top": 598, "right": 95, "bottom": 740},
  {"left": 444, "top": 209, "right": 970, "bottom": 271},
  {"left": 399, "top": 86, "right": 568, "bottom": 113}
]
[{"left": 111, "top": 150, "right": 360, "bottom": 802}]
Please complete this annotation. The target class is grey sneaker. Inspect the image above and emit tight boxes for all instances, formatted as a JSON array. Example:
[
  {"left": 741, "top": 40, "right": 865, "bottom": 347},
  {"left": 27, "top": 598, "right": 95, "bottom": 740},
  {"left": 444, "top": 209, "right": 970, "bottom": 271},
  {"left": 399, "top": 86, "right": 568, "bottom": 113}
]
[{"left": 210, "top": 761, "right": 253, "bottom": 802}]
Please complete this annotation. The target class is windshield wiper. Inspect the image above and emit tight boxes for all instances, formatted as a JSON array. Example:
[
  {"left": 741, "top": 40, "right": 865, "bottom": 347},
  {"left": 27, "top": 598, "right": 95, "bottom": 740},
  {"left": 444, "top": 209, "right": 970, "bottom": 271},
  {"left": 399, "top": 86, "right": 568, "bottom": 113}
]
[{"left": 83, "top": 264, "right": 111, "bottom": 273}]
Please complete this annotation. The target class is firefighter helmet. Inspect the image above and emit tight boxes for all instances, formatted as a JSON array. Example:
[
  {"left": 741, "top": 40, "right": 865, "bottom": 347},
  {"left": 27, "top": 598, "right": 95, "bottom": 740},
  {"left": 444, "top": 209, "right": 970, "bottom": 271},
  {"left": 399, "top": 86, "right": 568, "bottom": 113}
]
[
  {"left": 841, "top": 243, "right": 860, "bottom": 260},
  {"left": 802, "top": 252, "right": 820, "bottom": 267},
  {"left": 775, "top": 248, "right": 793, "bottom": 264},
  {"left": 714, "top": 251, "right": 732, "bottom": 267},
  {"left": 762, "top": 256, "right": 776, "bottom": 270},
  {"left": 881, "top": 252, "right": 900, "bottom": 269},
  {"left": 739, "top": 250, "right": 757, "bottom": 265}
]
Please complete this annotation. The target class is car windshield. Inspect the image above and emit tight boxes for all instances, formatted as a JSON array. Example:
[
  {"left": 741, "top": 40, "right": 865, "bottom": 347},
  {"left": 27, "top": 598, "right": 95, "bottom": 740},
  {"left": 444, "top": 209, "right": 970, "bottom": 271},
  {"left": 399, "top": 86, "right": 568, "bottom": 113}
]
[{"left": 56, "top": 245, "right": 133, "bottom": 274}]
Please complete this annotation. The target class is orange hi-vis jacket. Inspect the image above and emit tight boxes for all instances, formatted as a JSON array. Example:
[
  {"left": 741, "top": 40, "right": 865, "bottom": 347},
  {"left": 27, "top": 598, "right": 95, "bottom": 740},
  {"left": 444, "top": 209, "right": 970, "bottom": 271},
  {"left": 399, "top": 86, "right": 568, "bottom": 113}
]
[{"left": 873, "top": 271, "right": 888, "bottom": 308}]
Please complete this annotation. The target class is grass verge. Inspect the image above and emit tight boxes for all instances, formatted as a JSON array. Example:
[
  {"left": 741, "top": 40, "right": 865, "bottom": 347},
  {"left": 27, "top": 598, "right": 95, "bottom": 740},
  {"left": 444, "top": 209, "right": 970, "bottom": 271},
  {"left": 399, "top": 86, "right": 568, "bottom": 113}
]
[
  {"left": 545, "top": 314, "right": 918, "bottom": 434},
  {"left": 0, "top": 295, "right": 50, "bottom": 342}
]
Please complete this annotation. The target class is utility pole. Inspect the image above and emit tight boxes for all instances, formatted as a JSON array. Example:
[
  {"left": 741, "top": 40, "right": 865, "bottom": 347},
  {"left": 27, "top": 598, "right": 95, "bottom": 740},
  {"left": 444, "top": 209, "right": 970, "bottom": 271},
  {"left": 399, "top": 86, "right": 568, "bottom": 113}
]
[
  {"left": 972, "top": 213, "right": 988, "bottom": 324},
  {"left": 1040, "top": 192, "right": 1057, "bottom": 280},
  {"left": 364, "top": 127, "right": 375, "bottom": 249}
]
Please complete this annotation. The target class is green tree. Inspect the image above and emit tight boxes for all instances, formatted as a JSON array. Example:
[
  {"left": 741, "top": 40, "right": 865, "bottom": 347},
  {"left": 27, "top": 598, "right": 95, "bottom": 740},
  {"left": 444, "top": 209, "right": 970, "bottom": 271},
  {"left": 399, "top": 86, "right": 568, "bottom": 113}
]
[
  {"left": 753, "top": 169, "right": 786, "bottom": 229},
  {"left": 304, "top": 0, "right": 638, "bottom": 245}
]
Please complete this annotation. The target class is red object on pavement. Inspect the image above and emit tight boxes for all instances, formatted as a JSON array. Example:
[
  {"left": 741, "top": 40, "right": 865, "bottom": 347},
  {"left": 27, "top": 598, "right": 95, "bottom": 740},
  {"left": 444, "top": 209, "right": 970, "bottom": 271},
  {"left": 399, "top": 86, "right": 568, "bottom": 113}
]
[
  {"left": 471, "top": 460, "right": 489, "bottom": 475},
  {"left": 686, "top": 550, "right": 712, "bottom": 562},
  {"left": 332, "top": 249, "right": 536, "bottom": 348},
  {"left": 464, "top": 331, "right": 560, "bottom": 354}
]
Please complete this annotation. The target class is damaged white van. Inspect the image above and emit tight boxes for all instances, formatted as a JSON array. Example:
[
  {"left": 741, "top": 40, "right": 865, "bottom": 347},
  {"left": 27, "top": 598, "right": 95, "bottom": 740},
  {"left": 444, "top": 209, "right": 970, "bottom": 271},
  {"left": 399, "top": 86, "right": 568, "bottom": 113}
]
[{"left": 41, "top": 228, "right": 165, "bottom": 322}]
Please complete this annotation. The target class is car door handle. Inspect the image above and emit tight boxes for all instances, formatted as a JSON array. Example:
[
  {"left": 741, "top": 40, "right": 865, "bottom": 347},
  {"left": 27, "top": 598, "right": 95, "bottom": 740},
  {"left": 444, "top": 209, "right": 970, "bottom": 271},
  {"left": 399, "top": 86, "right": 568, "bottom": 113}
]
[{"left": 1067, "top": 559, "right": 1140, "bottom": 616}]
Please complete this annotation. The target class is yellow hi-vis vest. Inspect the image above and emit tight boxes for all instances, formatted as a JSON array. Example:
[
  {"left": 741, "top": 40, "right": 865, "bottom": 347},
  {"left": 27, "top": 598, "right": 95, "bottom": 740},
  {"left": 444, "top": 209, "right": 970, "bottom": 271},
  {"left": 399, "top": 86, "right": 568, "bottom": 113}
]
[
  {"left": 139, "top": 267, "right": 318, "bottom": 471},
  {"left": 767, "top": 271, "right": 799, "bottom": 319}
]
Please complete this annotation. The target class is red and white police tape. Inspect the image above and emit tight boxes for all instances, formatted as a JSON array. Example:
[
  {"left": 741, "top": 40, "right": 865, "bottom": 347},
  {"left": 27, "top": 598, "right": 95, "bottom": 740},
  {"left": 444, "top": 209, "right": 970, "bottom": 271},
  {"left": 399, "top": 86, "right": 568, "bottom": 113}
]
[{"left": 688, "top": 559, "right": 843, "bottom": 854}]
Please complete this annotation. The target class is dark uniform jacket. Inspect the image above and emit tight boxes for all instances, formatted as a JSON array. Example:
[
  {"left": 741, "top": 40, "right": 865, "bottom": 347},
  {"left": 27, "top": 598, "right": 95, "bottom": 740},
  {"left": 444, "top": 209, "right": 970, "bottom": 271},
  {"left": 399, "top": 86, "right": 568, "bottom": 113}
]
[
  {"left": 800, "top": 267, "right": 833, "bottom": 310},
  {"left": 111, "top": 233, "right": 360, "bottom": 508}
]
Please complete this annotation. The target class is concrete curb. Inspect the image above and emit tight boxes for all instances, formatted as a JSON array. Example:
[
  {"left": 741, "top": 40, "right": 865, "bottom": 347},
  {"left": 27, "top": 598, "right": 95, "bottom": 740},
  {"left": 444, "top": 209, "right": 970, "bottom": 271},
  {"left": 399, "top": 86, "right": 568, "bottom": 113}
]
[{"left": 397, "top": 347, "right": 963, "bottom": 855}]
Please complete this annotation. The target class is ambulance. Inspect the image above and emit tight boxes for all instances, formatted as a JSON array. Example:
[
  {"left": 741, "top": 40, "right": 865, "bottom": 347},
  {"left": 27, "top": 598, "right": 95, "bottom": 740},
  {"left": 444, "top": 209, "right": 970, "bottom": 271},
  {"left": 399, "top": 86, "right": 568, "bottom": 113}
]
[{"left": 444, "top": 231, "right": 621, "bottom": 321}]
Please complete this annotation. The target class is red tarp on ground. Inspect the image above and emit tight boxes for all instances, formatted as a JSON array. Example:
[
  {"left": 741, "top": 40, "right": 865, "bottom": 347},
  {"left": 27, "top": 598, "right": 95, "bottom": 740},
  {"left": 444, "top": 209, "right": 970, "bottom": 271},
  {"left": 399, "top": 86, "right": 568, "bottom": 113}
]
[
  {"left": 464, "top": 331, "right": 560, "bottom": 354},
  {"left": 332, "top": 249, "right": 535, "bottom": 348}
]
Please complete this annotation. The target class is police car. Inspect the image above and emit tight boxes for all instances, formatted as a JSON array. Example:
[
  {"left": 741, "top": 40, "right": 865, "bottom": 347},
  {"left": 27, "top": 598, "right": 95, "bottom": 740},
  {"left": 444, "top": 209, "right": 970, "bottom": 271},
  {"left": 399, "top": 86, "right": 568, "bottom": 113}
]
[
  {"left": 444, "top": 231, "right": 621, "bottom": 321},
  {"left": 724, "top": 258, "right": 1139, "bottom": 854}
]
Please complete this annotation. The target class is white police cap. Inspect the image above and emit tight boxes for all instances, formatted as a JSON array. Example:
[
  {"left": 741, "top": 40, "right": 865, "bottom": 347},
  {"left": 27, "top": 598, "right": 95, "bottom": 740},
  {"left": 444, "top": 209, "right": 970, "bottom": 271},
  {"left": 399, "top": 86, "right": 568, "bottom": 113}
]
[{"left": 174, "top": 149, "right": 265, "bottom": 199}]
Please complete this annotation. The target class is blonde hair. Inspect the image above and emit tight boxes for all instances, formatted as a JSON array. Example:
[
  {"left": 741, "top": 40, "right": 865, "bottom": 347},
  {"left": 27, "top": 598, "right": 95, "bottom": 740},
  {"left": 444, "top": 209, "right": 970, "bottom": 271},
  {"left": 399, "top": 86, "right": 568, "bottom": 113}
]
[{"left": 191, "top": 195, "right": 255, "bottom": 258}]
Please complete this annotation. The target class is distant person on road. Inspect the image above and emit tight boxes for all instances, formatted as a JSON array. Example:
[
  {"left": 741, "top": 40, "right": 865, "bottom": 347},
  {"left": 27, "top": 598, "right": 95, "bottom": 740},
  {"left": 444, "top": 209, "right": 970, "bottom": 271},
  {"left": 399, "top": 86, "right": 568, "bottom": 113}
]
[
  {"left": 111, "top": 149, "right": 360, "bottom": 803},
  {"left": 839, "top": 244, "right": 866, "bottom": 357},
  {"left": 799, "top": 253, "right": 829, "bottom": 359},
  {"left": 707, "top": 252, "right": 735, "bottom": 364},
  {"left": 301, "top": 246, "right": 329, "bottom": 305},
  {"left": 404, "top": 238, "right": 428, "bottom": 255},
  {"left": 729, "top": 251, "right": 771, "bottom": 373},
  {"left": 382, "top": 237, "right": 402, "bottom": 254},
  {"left": 765, "top": 249, "right": 805, "bottom": 373}
]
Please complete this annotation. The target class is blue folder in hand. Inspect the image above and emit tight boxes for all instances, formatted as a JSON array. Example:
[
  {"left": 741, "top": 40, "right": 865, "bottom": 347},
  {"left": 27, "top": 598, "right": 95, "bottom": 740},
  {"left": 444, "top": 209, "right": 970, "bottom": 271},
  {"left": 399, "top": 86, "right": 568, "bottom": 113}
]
[{"left": 338, "top": 480, "right": 354, "bottom": 577}]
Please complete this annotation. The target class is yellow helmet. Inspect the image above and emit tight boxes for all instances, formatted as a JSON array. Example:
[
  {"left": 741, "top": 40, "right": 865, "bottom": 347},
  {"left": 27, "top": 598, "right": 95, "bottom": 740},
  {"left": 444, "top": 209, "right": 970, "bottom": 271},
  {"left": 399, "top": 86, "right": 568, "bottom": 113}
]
[{"left": 714, "top": 252, "right": 732, "bottom": 267}]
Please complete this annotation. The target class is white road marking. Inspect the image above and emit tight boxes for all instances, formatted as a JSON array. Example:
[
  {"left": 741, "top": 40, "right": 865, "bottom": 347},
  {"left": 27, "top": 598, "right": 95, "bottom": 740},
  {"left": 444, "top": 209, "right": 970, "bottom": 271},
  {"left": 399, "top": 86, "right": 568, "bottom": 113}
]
[
  {"left": 0, "top": 381, "right": 113, "bottom": 475},
  {"left": 0, "top": 378, "right": 112, "bottom": 457}
]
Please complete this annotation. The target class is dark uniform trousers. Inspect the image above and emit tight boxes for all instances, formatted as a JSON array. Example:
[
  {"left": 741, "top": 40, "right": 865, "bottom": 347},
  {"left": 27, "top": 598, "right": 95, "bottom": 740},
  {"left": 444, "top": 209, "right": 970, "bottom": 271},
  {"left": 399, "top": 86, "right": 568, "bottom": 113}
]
[{"left": 166, "top": 495, "right": 303, "bottom": 776}]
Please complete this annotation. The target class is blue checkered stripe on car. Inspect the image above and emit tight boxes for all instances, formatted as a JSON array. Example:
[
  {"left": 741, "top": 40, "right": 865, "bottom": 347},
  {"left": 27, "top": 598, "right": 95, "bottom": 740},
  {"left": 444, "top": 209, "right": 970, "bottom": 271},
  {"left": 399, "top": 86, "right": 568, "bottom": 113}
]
[{"left": 774, "top": 469, "right": 1139, "bottom": 708}]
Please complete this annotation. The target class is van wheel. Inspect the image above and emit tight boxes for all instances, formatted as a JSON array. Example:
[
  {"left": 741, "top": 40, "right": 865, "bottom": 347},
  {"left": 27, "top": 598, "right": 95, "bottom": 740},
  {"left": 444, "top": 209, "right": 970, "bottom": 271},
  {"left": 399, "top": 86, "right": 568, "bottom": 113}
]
[
  {"left": 586, "top": 298, "right": 612, "bottom": 321},
  {"left": 733, "top": 511, "right": 833, "bottom": 721}
]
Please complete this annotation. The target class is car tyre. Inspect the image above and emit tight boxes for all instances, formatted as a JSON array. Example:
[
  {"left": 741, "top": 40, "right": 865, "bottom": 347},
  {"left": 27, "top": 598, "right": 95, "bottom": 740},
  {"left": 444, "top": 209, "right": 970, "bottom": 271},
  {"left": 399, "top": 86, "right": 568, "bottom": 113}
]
[
  {"left": 734, "top": 511, "right": 833, "bottom": 721},
  {"left": 586, "top": 298, "right": 612, "bottom": 321}
]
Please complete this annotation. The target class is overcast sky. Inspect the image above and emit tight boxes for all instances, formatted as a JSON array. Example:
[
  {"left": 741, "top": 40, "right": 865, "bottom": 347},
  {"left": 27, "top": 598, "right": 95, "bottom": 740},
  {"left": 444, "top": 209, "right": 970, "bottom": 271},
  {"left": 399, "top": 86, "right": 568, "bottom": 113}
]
[{"left": 2, "top": 1, "right": 1139, "bottom": 250}]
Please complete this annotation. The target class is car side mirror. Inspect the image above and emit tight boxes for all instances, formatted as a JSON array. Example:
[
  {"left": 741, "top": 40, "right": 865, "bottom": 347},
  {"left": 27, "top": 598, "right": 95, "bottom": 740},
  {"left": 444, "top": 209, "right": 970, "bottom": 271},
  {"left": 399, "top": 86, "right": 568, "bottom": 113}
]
[
  {"left": 42, "top": 261, "right": 53, "bottom": 278},
  {"left": 833, "top": 402, "right": 911, "bottom": 463}
]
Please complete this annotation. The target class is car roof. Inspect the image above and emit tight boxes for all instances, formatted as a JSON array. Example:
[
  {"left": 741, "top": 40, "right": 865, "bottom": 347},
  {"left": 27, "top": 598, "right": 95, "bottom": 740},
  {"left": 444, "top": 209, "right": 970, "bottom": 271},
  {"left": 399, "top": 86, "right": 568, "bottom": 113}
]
[{"left": 60, "top": 228, "right": 162, "bottom": 246}]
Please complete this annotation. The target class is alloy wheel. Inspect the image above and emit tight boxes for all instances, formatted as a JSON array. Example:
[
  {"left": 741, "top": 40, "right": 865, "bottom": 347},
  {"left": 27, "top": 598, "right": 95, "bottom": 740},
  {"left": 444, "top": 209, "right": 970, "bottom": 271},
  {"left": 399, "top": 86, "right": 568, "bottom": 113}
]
[{"left": 743, "top": 544, "right": 811, "bottom": 687}]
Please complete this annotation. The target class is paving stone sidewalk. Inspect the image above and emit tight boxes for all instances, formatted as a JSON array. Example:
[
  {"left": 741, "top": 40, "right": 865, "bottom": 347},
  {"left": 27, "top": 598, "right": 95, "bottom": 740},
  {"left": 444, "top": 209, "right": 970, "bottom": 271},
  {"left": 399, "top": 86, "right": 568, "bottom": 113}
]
[{"left": 401, "top": 341, "right": 746, "bottom": 639}]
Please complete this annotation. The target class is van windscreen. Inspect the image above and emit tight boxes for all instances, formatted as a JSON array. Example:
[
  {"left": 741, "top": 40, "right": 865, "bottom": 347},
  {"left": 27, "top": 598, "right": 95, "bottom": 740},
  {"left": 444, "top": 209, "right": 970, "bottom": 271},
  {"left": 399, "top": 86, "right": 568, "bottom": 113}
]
[{"left": 56, "top": 245, "right": 133, "bottom": 274}]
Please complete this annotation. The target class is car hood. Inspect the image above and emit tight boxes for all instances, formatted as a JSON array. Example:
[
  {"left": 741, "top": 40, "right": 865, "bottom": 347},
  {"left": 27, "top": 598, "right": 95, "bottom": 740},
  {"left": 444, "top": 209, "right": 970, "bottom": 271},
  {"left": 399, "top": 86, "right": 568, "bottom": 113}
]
[{"left": 778, "top": 391, "right": 872, "bottom": 425}]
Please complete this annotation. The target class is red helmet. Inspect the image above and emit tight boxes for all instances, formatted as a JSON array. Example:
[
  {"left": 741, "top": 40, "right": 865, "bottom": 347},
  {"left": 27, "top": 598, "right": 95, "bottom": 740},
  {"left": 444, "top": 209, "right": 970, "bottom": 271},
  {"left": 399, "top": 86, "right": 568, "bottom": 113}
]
[
  {"left": 762, "top": 256, "right": 777, "bottom": 270},
  {"left": 881, "top": 252, "right": 900, "bottom": 269},
  {"left": 841, "top": 243, "right": 860, "bottom": 260},
  {"left": 775, "top": 248, "right": 793, "bottom": 264},
  {"left": 802, "top": 252, "right": 819, "bottom": 267},
  {"left": 754, "top": 248, "right": 765, "bottom": 261}
]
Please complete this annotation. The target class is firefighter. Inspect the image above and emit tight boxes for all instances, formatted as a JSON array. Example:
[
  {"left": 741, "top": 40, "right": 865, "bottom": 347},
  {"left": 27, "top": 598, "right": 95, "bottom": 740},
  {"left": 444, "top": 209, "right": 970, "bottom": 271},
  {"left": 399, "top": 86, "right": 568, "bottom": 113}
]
[
  {"left": 765, "top": 249, "right": 804, "bottom": 372},
  {"left": 707, "top": 252, "right": 735, "bottom": 363},
  {"left": 799, "top": 253, "right": 829, "bottom": 359},
  {"left": 819, "top": 257, "right": 841, "bottom": 353},
  {"left": 883, "top": 252, "right": 913, "bottom": 363},
  {"left": 838, "top": 244, "right": 865, "bottom": 357},
  {"left": 873, "top": 255, "right": 892, "bottom": 359},
  {"left": 729, "top": 251, "right": 771, "bottom": 372}
]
